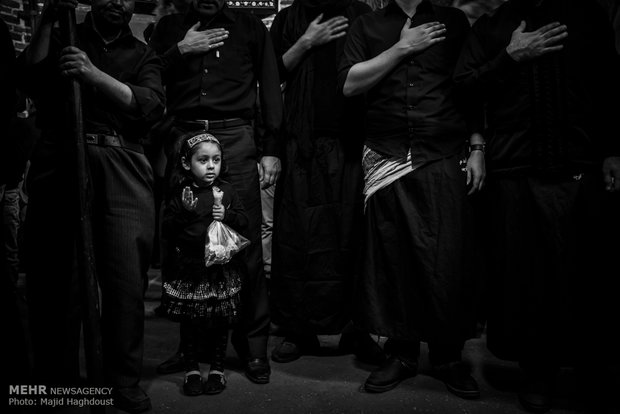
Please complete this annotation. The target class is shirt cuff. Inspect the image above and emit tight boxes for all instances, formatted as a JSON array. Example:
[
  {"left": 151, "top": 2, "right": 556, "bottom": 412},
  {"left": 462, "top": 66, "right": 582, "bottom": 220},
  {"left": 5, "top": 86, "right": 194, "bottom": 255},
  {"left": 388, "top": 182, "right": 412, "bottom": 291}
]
[{"left": 261, "top": 137, "right": 281, "bottom": 158}]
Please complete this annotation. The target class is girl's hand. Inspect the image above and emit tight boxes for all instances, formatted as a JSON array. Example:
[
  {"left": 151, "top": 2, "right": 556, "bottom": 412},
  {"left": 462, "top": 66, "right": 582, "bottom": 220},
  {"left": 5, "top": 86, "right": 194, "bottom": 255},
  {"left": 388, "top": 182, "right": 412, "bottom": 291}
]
[
  {"left": 212, "top": 204, "right": 225, "bottom": 221},
  {"left": 182, "top": 186, "right": 198, "bottom": 210}
]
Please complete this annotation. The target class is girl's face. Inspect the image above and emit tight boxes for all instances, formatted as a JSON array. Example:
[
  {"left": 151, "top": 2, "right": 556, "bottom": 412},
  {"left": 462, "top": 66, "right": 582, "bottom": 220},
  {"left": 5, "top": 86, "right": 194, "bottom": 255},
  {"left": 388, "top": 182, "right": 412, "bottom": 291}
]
[{"left": 182, "top": 142, "right": 222, "bottom": 186}]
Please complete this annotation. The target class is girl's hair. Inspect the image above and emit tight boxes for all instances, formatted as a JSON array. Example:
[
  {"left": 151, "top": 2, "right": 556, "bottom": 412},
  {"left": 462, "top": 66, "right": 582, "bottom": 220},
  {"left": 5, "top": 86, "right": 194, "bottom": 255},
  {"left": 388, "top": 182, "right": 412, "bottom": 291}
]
[{"left": 167, "top": 132, "right": 226, "bottom": 199}]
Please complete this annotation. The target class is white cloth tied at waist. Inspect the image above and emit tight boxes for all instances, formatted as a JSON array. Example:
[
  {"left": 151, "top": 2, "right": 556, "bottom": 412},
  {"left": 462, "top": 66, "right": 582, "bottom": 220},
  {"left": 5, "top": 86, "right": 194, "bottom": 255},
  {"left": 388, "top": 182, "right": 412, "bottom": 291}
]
[{"left": 362, "top": 145, "right": 416, "bottom": 210}]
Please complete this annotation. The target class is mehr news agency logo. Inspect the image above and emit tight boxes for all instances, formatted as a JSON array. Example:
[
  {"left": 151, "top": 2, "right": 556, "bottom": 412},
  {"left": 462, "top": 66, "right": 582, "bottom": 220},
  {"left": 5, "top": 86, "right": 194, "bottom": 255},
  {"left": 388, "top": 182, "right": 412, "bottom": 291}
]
[{"left": 8, "top": 385, "right": 114, "bottom": 408}]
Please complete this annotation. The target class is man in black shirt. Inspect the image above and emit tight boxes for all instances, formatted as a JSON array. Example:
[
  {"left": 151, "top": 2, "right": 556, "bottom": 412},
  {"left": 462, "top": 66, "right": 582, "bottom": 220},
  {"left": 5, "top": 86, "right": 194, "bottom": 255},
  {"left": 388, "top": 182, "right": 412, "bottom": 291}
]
[
  {"left": 454, "top": 0, "right": 620, "bottom": 412},
  {"left": 339, "top": 0, "right": 484, "bottom": 398},
  {"left": 19, "top": 0, "right": 165, "bottom": 412},
  {"left": 148, "top": 0, "right": 282, "bottom": 385}
]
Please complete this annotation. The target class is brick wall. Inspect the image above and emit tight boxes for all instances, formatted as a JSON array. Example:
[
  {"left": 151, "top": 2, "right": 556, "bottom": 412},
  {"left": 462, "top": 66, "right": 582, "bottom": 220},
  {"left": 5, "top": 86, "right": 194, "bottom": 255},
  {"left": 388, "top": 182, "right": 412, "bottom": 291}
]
[{"left": 1, "top": 0, "right": 39, "bottom": 53}]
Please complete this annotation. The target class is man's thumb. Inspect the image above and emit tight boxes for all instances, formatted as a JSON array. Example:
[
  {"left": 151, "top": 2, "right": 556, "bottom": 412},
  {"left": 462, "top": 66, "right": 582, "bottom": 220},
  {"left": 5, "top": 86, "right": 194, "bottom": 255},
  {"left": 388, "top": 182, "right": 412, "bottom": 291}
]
[{"left": 515, "top": 20, "right": 526, "bottom": 33}]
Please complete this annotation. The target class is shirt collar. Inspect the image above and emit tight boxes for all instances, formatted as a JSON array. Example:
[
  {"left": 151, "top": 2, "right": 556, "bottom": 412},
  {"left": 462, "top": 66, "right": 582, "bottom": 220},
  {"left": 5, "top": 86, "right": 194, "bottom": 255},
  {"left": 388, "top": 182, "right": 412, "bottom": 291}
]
[
  {"left": 184, "top": 4, "right": 237, "bottom": 26},
  {"left": 384, "top": 0, "right": 434, "bottom": 18},
  {"left": 83, "top": 12, "right": 133, "bottom": 45}
]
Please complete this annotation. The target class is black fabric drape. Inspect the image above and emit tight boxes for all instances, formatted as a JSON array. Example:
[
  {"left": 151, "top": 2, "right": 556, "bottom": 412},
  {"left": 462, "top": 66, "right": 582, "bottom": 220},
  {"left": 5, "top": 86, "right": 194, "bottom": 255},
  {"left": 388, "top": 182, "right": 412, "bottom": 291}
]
[{"left": 279, "top": 0, "right": 353, "bottom": 162}]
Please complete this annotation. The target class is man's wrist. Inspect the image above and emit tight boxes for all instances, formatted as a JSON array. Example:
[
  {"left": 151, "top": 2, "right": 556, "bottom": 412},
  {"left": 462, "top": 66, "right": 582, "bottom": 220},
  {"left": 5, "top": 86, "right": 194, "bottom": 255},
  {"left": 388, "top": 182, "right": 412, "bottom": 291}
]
[
  {"left": 505, "top": 46, "right": 522, "bottom": 62},
  {"left": 299, "top": 35, "right": 313, "bottom": 51},
  {"left": 177, "top": 41, "right": 188, "bottom": 55},
  {"left": 394, "top": 41, "right": 412, "bottom": 58},
  {"left": 469, "top": 143, "right": 486, "bottom": 153}
]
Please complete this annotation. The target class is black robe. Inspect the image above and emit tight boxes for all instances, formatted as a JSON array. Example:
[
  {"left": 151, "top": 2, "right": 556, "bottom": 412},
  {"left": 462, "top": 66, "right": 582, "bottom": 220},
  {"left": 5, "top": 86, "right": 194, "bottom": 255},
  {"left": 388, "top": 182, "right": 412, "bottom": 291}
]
[{"left": 269, "top": 0, "right": 371, "bottom": 334}]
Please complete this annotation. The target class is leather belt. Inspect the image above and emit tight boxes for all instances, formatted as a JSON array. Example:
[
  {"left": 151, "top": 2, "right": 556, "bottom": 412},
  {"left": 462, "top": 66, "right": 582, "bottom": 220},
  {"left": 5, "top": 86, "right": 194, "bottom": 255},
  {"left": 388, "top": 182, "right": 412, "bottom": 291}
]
[
  {"left": 85, "top": 133, "right": 143, "bottom": 153},
  {"left": 175, "top": 118, "right": 251, "bottom": 132}
]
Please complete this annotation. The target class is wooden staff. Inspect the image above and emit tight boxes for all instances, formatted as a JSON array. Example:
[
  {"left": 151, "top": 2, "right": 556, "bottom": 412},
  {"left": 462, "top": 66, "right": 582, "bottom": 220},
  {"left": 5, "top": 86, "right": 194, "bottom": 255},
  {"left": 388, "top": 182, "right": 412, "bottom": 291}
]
[{"left": 58, "top": 6, "right": 104, "bottom": 392}]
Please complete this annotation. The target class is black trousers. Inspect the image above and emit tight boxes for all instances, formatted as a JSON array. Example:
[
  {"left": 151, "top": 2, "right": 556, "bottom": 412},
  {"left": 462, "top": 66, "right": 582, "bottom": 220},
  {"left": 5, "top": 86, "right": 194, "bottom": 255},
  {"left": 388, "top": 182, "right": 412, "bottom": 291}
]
[
  {"left": 484, "top": 171, "right": 620, "bottom": 367},
  {"left": 25, "top": 139, "right": 154, "bottom": 388},
  {"left": 165, "top": 124, "right": 270, "bottom": 359},
  {"left": 356, "top": 155, "right": 478, "bottom": 345}
]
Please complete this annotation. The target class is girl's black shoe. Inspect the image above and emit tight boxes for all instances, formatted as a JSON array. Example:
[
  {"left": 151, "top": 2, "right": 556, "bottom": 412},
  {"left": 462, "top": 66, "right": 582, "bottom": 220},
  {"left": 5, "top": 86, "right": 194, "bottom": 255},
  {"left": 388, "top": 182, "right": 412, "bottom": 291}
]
[
  {"left": 204, "top": 371, "right": 226, "bottom": 395},
  {"left": 183, "top": 371, "right": 203, "bottom": 396}
]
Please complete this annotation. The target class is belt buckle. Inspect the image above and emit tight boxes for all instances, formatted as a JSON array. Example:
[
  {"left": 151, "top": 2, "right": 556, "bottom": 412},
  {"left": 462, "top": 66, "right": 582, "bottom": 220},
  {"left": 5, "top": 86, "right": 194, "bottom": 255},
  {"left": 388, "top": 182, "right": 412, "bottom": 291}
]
[
  {"left": 202, "top": 120, "right": 209, "bottom": 132},
  {"left": 85, "top": 134, "right": 98, "bottom": 144}
]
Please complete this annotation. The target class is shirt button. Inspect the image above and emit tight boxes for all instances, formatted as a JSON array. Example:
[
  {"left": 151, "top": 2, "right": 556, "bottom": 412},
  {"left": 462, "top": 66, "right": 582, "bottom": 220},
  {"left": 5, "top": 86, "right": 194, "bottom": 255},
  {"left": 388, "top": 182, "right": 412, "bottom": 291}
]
[
  {"left": 408, "top": 82, "right": 414, "bottom": 87},
  {"left": 408, "top": 60, "right": 415, "bottom": 65},
  {"left": 204, "top": 69, "right": 209, "bottom": 74},
  {"left": 201, "top": 91, "right": 207, "bottom": 96}
]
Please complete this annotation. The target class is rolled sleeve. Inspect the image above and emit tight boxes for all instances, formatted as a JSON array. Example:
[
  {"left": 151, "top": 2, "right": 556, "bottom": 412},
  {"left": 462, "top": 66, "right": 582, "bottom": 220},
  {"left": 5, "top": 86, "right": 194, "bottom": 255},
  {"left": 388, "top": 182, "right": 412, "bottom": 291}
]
[
  {"left": 337, "top": 17, "right": 368, "bottom": 94},
  {"left": 123, "top": 49, "right": 165, "bottom": 125}
]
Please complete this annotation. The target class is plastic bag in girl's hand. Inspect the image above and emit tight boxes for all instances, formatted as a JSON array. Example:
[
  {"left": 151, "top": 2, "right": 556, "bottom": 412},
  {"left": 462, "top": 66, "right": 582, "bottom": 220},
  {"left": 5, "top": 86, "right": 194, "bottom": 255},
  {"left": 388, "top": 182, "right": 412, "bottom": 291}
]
[{"left": 205, "top": 221, "right": 250, "bottom": 267}]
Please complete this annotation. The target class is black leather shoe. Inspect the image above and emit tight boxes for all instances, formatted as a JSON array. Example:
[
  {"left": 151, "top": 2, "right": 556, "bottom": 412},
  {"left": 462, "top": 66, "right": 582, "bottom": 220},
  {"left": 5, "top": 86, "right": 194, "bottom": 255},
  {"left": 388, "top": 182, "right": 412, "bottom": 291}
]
[
  {"left": 271, "top": 335, "right": 320, "bottom": 363},
  {"left": 433, "top": 361, "right": 480, "bottom": 399},
  {"left": 183, "top": 372, "right": 203, "bottom": 396},
  {"left": 113, "top": 386, "right": 151, "bottom": 413},
  {"left": 518, "top": 378, "right": 552, "bottom": 413},
  {"left": 156, "top": 352, "right": 185, "bottom": 375},
  {"left": 271, "top": 340, "right": 302, "bottom": 363},
  {"left": 245, "top": 358, "right": 271, "bottom": 384},
  {"left": 338, "top": 332, "right": 387, "bottom": 365},
  {"left": 364, "top": 356, "right": 417, "bottom": 393}
]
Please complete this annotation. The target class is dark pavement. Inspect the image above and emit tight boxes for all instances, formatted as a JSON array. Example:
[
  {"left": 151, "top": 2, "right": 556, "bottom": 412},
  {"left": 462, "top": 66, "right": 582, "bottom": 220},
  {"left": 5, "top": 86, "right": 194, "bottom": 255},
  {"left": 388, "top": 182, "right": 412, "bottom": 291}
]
[
  {"left": 139, "top": 269, "right": 599, "bottom": 414},
  {"left": 10, "top": 268, "right": 615, "bottom": 414}
]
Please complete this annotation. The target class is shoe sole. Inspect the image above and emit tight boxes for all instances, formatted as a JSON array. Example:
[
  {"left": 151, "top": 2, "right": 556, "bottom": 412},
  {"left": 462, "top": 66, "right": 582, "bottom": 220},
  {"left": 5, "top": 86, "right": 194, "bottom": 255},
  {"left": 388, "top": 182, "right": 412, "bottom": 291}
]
[
  {"left": 445, "top": 383, "right": 481, "bottom": 399},
  {"left": 363, "top": 379, "right": 404, "bottom": 393},
  {"left": 245, "top": 373, "right": 270, "bottom": 384}
]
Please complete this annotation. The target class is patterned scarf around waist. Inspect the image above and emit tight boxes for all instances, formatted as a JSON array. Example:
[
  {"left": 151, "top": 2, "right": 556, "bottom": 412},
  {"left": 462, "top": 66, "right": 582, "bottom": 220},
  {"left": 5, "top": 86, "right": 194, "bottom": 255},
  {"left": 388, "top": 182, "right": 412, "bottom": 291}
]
[{"left": 362, "top": 145, "right": 415, "bottom": 210}]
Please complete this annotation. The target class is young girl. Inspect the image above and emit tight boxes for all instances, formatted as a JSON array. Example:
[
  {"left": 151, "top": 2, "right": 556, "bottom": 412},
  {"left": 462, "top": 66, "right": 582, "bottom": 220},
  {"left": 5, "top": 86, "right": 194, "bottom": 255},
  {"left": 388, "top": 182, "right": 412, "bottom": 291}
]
[{"left": 161, "top": 132, "right": 248, "bottom": 396}]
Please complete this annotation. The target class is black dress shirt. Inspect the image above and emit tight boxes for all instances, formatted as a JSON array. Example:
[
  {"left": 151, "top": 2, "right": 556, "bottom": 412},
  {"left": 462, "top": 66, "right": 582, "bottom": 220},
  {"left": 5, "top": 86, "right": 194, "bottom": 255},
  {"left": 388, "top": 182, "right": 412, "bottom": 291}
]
[
  {"left": 338, "top": 0, "right": 472, "bottom": 163},
  {"left": 454, "top": 0, "right": 620, "bottom": 174},
  {"left": 18, "top": 13, "right": 165, "bottom": 144},
  {"left": 148, "top": 6, "right": 283, "bottom": 157}
]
